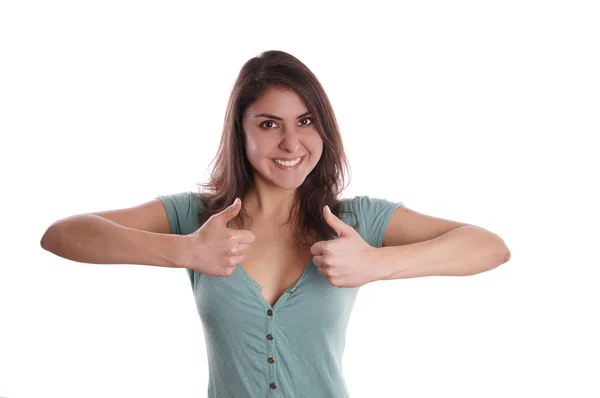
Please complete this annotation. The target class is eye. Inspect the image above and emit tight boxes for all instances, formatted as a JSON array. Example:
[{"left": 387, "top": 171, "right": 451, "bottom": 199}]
[
  {"left": 259, "top": 120, "right": 278, "bottom": 129},
  {"left": 299, "top": 117, "right": 313, "bottom": 127}
]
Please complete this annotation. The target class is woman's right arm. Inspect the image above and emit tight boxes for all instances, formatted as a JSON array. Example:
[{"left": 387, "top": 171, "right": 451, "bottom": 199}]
[{"left": 40, "top": 199, "right": 183, "bottom": 268}]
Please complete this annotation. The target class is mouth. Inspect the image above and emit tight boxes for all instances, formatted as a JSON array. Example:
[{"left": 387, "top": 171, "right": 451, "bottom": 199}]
[{"left": 272, "top": 155, "right": 305, "bottom": 170}]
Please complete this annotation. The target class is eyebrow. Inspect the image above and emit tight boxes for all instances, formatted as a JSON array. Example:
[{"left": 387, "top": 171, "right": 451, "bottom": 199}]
[{"left": 253, "top": 111, "right": 312, "bottom": 120}]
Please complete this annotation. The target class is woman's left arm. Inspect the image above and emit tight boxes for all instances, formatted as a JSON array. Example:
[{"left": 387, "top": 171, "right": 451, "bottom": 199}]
[{"left": 375, "top": 224, "right": 511, "bottom": 280}]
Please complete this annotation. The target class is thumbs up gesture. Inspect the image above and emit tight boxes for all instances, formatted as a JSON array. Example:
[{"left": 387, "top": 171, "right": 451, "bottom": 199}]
[
  {"left": 177, "top": 198, "right": 256, "bottom": 277},
  {"left": 310, "top": 205, "right": 381, "bottom": 288}
]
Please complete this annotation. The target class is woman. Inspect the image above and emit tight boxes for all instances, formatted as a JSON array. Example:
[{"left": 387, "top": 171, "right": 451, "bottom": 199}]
[
  {"left": 41, "top": 50, "right": 510, "bottom": 397},
  {"left": 158, "top": 50, "right": 400, "bottom": 397}
]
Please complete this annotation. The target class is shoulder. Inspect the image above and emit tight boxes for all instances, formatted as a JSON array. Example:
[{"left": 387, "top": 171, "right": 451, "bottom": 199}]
[
  {"left": 155, "top": 191, "right": 203, "bottom": 234},
  {"left": 156, "top": 190, "right": 203, "bottom": 217},
  {"left": 338, "top": 195, "right": 405, "bottom": 248},
  {"left": 156, "top": 190, "right": 201, "bottom": 207},
  {"left": 340, "top": 195, "right": 404, "bottom": 216}
]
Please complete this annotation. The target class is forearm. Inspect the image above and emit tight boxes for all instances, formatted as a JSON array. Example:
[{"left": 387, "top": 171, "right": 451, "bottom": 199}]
[
  {"left": 41, "top": 214, "right": 182, "bottom": 268},
  {"left": 376, "top": 225, "right": 510, "bottom": 280}
]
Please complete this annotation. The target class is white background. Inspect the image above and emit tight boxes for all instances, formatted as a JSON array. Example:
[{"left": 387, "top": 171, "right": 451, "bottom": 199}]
[{"left": 2, "top": 0, "right": 599, "bottom": 397}]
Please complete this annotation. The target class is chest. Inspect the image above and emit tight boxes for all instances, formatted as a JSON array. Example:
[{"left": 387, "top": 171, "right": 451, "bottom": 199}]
[{"left": 241, "top": 235, "right": 313, "bottom": 308}]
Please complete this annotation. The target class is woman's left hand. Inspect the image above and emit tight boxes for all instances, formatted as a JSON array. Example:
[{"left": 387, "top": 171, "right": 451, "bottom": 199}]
[{"left": 311, "top": 205, "right": 383, "bottom": 288}]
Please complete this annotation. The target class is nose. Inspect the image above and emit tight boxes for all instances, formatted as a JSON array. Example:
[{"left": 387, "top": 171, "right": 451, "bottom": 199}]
[{"left": 279, "top": 128, "right": 301, "bottom": 153}]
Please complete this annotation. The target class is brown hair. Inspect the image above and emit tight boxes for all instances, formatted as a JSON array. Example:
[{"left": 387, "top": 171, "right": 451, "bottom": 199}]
[{"left": 195, "top": 50, "right": 358, "bottom": 249}]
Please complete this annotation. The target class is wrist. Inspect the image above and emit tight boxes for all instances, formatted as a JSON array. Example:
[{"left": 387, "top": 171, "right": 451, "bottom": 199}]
[
  {"left": 159, "top": 233, "right": 185, "bottom": 268},
  {"left": 371, "top": 246, "right": 397, "bottom": 281}
]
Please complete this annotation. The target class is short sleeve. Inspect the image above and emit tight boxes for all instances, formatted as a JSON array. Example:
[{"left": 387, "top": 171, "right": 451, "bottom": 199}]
[
  {"left": 349, "top": 195, "right": 405, "bottom": 248},
  {"left": 156, "top": 191, "right": 202, "bottom": 287},
  {"left": 155, "top": 191, "right": 199, "bottom": 235}
]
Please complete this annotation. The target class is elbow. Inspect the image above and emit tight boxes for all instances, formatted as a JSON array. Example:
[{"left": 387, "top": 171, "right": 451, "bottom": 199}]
[
  {"left": 501, "top": 238, "right": 511, "bottom": 262},
  {"left": 40, "top": 222, "right": 61, "bottom": 251},
  {"left": 499, "top": 241, "right": 511, "bottom": 263},
  {"left": 493, "top": 233, "right": 511, "bottom": 263},
  {"left": 40, "top": 228, "right": 52, "bottom": 251}
]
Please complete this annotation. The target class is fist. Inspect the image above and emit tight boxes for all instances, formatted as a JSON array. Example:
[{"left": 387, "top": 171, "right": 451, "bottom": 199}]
[{"left": 177, "top": 198, "right": 255, "bottom": 277}]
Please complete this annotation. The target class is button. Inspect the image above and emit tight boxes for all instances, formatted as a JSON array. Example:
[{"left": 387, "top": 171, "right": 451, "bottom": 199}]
[
  {"left": 270, "top": 382, "right": 277, "bottom": 389},
  {"left": 268, "top": 356, "right": 275, "bottom": 364},
  {"left": 266, "top": 333, "right": 273, "bottom": 340},
  {"left": 267, "top": 309, "right": 273, "bottom": 316}
]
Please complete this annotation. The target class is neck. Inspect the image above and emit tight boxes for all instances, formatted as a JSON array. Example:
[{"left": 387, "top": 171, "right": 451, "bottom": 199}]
[{"left": 244, "top": 183, "right": 296, "bottom": 224}]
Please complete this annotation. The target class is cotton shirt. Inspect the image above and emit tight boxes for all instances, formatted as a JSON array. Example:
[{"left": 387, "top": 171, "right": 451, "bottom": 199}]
[{"left": 156, "top": 191, "right": 404, "bottom": 398}]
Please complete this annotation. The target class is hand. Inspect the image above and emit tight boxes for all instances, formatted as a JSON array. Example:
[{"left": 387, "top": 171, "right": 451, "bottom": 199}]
[
  {"left": 177, "top": 198, "right": 255, "bottom": 276},
  {"left": 310, "top": 205, "right": 381, "bottom": 287}
]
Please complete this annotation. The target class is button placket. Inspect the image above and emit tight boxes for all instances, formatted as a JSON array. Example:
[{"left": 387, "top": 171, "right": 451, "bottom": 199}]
[{"left": 266, "top": 308, "right": 277, "bottom": 392}]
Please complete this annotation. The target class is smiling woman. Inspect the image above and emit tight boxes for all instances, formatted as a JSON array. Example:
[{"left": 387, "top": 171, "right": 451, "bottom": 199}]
[{"left": 152, "top": 50, "right": 409, "bottom": 397}]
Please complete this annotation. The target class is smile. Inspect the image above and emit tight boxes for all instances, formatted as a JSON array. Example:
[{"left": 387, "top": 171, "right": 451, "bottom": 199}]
[{"left": 272, "top": 156, "right": 305, "bottom": 170}]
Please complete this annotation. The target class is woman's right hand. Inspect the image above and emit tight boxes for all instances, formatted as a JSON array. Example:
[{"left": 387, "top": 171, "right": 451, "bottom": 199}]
[{"left": 177, "top": 198, "right": 255, "bottom": 276}]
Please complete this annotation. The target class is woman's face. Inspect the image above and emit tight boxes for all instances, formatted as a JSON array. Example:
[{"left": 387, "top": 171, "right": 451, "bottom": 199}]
[{"left": 242, "top": 87, "right": 324, "bottom": 191}]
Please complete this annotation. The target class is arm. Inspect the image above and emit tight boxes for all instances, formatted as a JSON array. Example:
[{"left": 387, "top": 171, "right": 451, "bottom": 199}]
[
  {"left": 376, "top": 225, "right": 511, "bottom": 280},
  {"left": 41, "top": 214, "right": 183, "bottom": 268}
]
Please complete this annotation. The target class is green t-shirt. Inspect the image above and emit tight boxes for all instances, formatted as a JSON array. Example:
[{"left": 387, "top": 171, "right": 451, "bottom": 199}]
[{"left": 156, "top": 191, "right": 404, "bottom": 397}]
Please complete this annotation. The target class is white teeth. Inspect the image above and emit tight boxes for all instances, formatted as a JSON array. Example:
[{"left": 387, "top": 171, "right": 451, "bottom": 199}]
[{"left": 274, "top": 157, "right": 301, "bottom": 167}]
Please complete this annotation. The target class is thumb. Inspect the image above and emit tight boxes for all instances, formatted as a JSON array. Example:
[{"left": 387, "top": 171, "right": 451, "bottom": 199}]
[
  {"left": 323, "top": 205, "right": 352, "bottom": 237},
  {"left": 213, "top": 198, "right": 241, "bottom": 225}
]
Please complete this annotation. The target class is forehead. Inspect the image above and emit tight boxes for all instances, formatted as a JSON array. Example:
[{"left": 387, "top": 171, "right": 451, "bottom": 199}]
[{"left": 244, "top": 87, "right": 307, "bottom": 117}]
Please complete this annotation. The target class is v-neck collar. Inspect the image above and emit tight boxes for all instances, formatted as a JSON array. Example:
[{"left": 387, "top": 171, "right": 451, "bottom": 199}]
[
  {"left": 226, "top": 219, "right": 314, "bottom": 310},
  {"left": 238, "top": 260, "right": 313, "bottom": 310}
]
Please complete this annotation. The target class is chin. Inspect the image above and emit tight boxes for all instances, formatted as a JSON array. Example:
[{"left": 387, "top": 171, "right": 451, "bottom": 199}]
[
  {"left": 277, "top": 180, "right": 306, "bottom": 190},
  {"left": 266, "top": 173, "right": 308, "bottom": 190},
  {"left": 259, "top": 171, "right": 309, "bottom": 191}
]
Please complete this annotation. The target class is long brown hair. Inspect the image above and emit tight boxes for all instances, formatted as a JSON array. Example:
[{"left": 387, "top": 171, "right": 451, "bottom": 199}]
[{"left": 195, "top": 50, "right": 358, "bottom": 249}]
